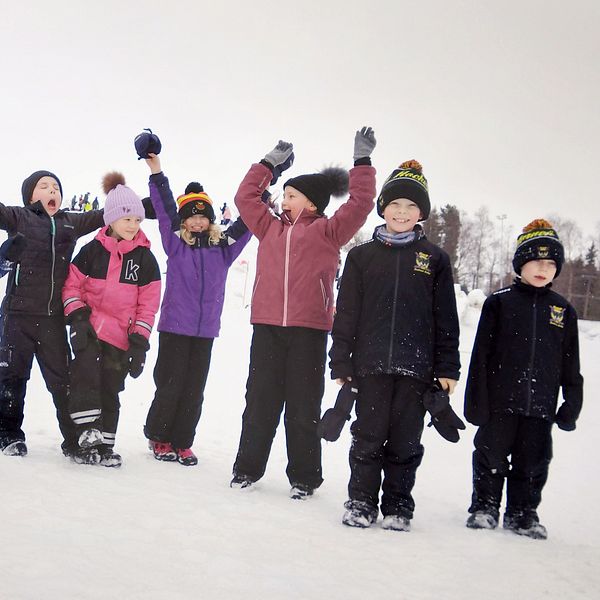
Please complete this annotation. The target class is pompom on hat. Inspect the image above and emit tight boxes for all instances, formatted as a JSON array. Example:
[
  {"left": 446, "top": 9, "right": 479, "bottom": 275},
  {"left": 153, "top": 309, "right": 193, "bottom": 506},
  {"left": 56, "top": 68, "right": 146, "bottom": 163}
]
[
  {"left": 512, "top": 218, "right": 564, "bottom": 278},
  {"left": 102, "top": 172, "right": 145, "bottom": 226},
  {"left": 284, "top": 166, "right": 349, "bottom": 215},
  {"left": 377, "top": 160, "right": 430, "bottom": 219},
  {"left": 177, "top": 182, "right": 216, "bottom": 223}
]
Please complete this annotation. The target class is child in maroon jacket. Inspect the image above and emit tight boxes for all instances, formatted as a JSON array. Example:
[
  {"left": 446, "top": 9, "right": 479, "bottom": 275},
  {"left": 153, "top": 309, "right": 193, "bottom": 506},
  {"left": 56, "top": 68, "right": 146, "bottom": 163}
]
[
  {"left": 63, "top": 173, "right": 161, "bottom": 466},
  {"left": 231, "top": 127, "right": 377, "bottom": 499}
]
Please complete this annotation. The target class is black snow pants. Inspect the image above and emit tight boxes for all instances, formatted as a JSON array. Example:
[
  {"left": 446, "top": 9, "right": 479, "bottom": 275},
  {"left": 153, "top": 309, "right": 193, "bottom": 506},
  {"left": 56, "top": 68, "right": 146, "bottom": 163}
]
[
  {"left": 0, "top": 314, "right": 75, "bottom": 450},
  {"left": 233, "top": 324, "right": 327, "bottom": 490},
  {"left": 469, "top": 412, "right": 553, "bottom": 518},
  {"left": 348, "top": 374, "right": 429, "bottom": 519},
  {"left": 68, "top": 339, "right": 128, "bottom": 448},
  {"left": 144, "top": 332, "right": 214, "bottom": 449}
]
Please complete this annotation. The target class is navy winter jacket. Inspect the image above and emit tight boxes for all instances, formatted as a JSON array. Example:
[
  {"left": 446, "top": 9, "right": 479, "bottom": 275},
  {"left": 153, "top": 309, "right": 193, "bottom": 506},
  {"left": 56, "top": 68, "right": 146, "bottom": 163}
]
[
  {"left": 464, "top": 280, "right": 583, "bottom": 426},
  {"left": 0, "top": 202, "right": 104, "bottom": 316},
  {"left": 330, "top": 232, "right": 460, "bottom": 382}
]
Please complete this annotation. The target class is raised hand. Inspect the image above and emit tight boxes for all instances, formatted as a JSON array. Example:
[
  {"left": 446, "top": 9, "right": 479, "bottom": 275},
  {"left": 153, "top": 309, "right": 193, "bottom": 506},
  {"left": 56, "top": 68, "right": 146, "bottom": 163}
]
[
  {"left": 264, "top": 140, "right": 294, "bottom": 169},
  {"left": 353, "top": 126, "right": 377, "bottom": 161}
]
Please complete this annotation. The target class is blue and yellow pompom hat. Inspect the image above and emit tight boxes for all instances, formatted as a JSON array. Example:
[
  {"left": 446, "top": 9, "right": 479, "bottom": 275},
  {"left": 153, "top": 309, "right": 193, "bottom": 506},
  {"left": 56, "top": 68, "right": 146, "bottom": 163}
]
[
  {"left": 377, "top": 160, "right": 430, "bottom": 219},
  {"left": 512, "top": 219, "right": 564, "bottom": 278}
]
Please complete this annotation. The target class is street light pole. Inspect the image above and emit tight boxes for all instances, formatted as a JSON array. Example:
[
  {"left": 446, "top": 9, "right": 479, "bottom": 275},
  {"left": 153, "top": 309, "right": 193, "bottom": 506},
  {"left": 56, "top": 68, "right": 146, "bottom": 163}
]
[{"left": 497, "top": 214, "right": 507, "bottom": 287}]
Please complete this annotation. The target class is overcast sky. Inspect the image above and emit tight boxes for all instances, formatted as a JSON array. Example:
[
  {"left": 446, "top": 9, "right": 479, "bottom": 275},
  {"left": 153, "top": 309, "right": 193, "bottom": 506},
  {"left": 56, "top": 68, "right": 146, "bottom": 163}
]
[{"left": 1, "top": 0, "right": 599, "bottom": 242}]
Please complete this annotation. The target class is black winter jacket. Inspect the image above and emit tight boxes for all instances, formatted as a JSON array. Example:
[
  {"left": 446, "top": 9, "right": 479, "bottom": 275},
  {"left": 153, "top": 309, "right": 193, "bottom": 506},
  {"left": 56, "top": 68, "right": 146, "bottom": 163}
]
[
  {"left": 0, "top": 202, "right": 104, "bottom": 316},
  {"left": 464, "top": 280, "right": 583, "bottom": 425},
  {"left": 329, "top": 233, "right": 460, "bottom": 382}
]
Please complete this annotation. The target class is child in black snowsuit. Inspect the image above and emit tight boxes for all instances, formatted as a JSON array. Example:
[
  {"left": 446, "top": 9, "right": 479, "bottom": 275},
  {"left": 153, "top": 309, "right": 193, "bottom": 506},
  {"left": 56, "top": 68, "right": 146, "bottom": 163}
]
[
  {"left": 329, "top": 160, "right": 460, "bottom": 530},
  {"left": 0, "top": 171, "right": 104, "bottom": 457},
  {"left": 464, "top": 219, "right": 583, "bottom": 540}
]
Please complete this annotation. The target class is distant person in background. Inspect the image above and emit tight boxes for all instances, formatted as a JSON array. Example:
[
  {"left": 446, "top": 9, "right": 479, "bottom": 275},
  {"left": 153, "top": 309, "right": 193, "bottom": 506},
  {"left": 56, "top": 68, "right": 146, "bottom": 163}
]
[
  {"left": 142, "top": 144, "right": 251, "bottom": 467},
  {"left": 0, "top": 170, "right": 104, "bottom": 458},
  {"left": 78, "top": 194, "right": 85, "bottom": 211},
  {"left": 230, "top": 127, "right": 376, "bottom": 500},
  {"left": 70, "top": 195, "right": 77, "bottom": 210},
  {"left": 464, "top": 219, "right": 583, "bottom": 540},
  {"left": 63, "top": 173, "right": 160, "bottom": 467},
  {"left": 92, "top": 196, "right": 99, "bottom": 210},
  {"left": 330, "top": 160, "right": 460, "bottom": 531},
  {"left": 220, "top": 202, "right": 232, "bottom": 225}
]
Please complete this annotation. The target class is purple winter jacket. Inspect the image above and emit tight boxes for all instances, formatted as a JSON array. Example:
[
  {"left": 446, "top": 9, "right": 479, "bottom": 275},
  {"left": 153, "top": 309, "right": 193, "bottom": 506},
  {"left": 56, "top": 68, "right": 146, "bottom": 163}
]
[{"left": 149, "top": 172, "right": 251, "bottom": 338}]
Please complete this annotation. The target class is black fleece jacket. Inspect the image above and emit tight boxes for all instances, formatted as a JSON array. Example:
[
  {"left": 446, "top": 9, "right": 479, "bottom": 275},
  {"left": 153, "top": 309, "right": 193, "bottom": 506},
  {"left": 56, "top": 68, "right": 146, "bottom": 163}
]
[
  {"left": 329, "top": 233, "right": 460, "bottom": 382},
  {"left": 464, "top": 280, "right": 583, "bottom": 426}
]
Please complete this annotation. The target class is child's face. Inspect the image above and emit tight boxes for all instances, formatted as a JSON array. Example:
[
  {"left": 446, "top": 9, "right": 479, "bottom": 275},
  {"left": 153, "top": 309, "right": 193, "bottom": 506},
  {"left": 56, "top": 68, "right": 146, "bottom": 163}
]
[
  {"left": 520, "top": 259, "right": 557, "bottom": 287},
  {"left": 110, "top": 216, "right": 142, "bottom": 241},
  {"left": 30, "top": 176, "right": 62, "bottom": 216},
  {"left": 282, "top": 186, "right": 317, "bottom": 220},
  {"left": 383, "top": 198, "right": 421, "bottom": 234},
  {"left": 183, "top": 214, "right": 210, "bottom": 233}
]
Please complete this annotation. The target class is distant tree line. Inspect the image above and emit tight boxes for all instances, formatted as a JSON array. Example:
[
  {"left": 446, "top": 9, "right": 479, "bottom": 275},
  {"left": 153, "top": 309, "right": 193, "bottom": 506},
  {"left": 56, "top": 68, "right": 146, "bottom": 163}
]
[{"left": 342, "top": 206, "right": 600, "bottom": 321}]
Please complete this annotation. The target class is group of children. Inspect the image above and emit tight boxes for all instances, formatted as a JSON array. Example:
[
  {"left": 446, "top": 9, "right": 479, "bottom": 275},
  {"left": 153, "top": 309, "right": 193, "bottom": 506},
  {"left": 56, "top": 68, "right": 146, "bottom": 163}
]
[{"left": 0, "top": 128, "right": 584, "bottom": 540}]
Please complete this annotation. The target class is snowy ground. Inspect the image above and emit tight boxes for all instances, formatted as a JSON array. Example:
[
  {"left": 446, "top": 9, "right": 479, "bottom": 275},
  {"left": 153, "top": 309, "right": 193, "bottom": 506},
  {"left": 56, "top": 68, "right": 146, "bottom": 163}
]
[{"left": 1, "top": 230, "right": 599, "bottom": 600}]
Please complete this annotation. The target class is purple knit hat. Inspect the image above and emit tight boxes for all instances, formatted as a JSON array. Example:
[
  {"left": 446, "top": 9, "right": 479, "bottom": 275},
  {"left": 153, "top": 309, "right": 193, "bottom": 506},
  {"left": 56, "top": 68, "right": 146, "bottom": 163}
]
[{"left": 102, "top": 172, "right": 145, "bottom": 226}]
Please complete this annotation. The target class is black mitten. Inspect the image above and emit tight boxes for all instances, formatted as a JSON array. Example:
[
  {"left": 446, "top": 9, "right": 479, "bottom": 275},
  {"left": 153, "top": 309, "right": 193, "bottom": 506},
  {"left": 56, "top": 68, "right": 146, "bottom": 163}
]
[
  {"left": 134, "top": 128, "right": 162, "bottom": 160},
  {"left": 126, "top": 333, "right": 150, "bottom": 378},
  {"left": 423, "top": 381, "right": 466, "bottom": 443},
  {"left": 67, "top": 308, "right": 97, "bottom": 355},
  {"left": 0, "top": 233, "right": 27, "bottom": 263},
  {"left": 555, "top": 403, "right": 576, "bottom": 431},
  {"left": 317, "top": 382, "right": 358, "bottom": 442}
]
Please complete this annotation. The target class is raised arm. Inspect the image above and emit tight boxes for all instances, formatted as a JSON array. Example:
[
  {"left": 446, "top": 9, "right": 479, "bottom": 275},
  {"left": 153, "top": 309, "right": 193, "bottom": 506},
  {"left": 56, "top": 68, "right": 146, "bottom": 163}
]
[
  {"left": 144, "top": 154, "right": 180, "bottom": 254},
  {"left": 326, "top": 127, "right": 377, "bottom": 246},
  {"left": 234, "top": 141, "right": 294, "bottom": 240}
]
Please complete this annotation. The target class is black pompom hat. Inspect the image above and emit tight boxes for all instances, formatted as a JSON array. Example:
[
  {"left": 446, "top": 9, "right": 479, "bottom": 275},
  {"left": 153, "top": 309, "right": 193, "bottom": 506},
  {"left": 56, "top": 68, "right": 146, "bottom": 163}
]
[
  {"left": 377, "top": 160, "right": 430, "bottom": 220},
  {"left": 284, "top": 167, "right": 349, "bottom": 214},
  {"left": 177, "top": 182, "right": 216, "bottom": 223},
  {"left": 513, "top": 219, "right": 564, "bottom": 278}
]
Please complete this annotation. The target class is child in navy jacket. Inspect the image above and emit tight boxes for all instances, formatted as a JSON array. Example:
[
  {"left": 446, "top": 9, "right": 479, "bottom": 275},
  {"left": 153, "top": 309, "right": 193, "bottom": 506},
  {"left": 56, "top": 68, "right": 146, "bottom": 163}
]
[
  {"left": 330, "top": 160, "right": 460, "bottom": 530},
  {"left": 464, "top": 219, "right": 583, "bottom": 539},
  {"left": 0, "top": 171, "right": 104, "bottom": 458}
]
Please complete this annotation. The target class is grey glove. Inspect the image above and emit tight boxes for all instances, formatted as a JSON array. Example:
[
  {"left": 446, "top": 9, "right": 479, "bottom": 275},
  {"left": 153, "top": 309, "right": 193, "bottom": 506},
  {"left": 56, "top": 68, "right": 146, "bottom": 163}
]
[
  {"left": 353, "top": 126, "right": 377, "bottom": 161},
  {"left": 264, "top": 140, "right": 294, "bottom": 168}
]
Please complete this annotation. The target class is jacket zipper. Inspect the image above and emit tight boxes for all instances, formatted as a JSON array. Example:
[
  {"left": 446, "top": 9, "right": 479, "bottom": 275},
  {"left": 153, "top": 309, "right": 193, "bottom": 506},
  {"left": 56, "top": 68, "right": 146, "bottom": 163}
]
[
  {"left": 387, "top": 251, "right": 401, "bottom": 369},
  {"left": 319, "top": 278, "right": 329, "bottom": 311},
  {"left": 282, "top": 220, "right": 296, "bottom": 326},
  {"left": 526, "top": 293, "right": 538, "bottom": 415},
  {"left": 48, "top": 217, "right": 56, "bottom": 315},
  {"left": 197, "top": 250, "right": 205, "bottom": 336}
]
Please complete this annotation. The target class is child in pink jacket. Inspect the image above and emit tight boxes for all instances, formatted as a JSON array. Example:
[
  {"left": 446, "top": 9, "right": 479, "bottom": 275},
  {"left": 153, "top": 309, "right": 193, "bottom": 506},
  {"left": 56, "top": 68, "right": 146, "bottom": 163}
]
[
  {"left": 231, "top": 127, "right": 377, "bottom": 498},
  {"left": 62, "top": 173, "right": 161, "bottom": 466}
]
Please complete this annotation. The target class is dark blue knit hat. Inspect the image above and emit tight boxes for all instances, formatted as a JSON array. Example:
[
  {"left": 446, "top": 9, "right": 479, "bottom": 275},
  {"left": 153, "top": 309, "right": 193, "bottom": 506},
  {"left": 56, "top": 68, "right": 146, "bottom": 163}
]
[{"left": 21, "top": 170, "right": 63, "bottom": 206}]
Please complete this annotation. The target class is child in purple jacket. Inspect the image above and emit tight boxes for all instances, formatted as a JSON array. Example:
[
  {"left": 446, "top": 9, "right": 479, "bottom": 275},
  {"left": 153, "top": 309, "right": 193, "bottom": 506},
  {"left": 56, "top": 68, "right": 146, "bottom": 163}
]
[{"left": 142, "top": 151, "right": 251, "bottom": 466}]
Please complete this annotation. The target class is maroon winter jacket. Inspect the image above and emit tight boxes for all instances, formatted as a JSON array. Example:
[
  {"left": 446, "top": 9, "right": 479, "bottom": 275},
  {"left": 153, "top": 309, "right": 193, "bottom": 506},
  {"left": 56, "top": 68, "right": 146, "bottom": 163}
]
[{"left": 235, "top": 163, "right": 376, "bottom": 331}]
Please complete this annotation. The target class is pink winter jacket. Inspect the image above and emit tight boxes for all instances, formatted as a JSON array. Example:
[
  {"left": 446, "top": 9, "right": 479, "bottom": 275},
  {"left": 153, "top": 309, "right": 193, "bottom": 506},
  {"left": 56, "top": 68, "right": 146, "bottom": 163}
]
[
  {"left": 235, "top": 163, "right": 376, "bottom": 331},
  {"left": 63, "top": 227, "right": 161, "bottom": 351}
]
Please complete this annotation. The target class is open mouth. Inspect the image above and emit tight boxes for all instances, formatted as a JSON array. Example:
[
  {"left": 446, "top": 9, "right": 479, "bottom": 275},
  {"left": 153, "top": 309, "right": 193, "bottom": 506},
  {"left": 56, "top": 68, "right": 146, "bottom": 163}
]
[{"left": 48, "top": 200, "right": 56, "bottom": 208}]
